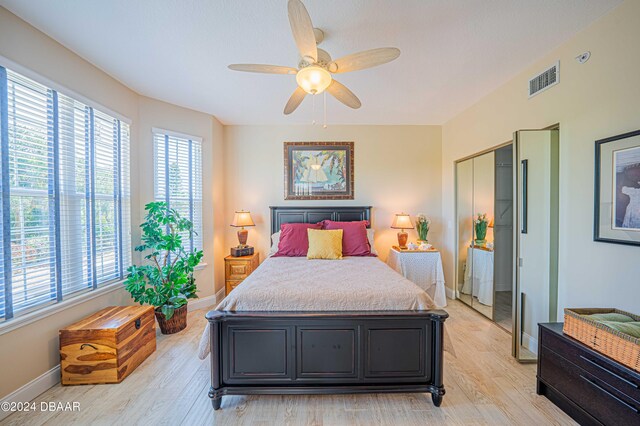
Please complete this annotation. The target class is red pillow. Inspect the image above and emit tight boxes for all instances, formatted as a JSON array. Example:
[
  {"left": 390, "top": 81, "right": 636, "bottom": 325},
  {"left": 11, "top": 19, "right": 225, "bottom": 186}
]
[
  {"left": 273, "top": 223, "right": 323, "bottom": 257},
  {"left": 322, "top": 220, "right": 374, "bottom": 256}
]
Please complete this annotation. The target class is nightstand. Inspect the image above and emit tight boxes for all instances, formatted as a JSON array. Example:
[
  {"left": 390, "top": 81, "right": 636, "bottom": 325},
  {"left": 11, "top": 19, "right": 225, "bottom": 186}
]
[
  {"left": 224, "top": 253, "right": 259, "bottom": 295},
  {"left": 386, "top": 247, "right": 447, "bottom": 307}
]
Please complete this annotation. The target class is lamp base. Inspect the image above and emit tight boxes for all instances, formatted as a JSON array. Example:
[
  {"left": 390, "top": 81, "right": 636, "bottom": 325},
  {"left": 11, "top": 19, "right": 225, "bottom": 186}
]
[
  {"left": 397, "top": 231, "right": 408, "bottom": 249},
  {"left": 237, "top": 229, "right": 248, "bottom": 247}
]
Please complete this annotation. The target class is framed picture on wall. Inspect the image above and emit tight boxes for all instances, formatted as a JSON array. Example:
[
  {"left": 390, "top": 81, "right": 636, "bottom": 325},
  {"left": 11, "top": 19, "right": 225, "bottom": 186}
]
[
  {"left": 594, "top": 129, "right": 640, "bottom": 246},
  {"left": 284, "top": 142, "right": 354, "bottom": 200}
]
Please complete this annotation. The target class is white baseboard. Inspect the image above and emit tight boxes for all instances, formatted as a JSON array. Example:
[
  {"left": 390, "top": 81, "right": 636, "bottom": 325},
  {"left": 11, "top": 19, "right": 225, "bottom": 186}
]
[
  {"left": 188, "top": 287, "right": 225, "bottom": 312},
  {"left": 445, "top": 286, "right": 456, "bottom": 300},
  {"left": 522, "top": 332, "right": 539, "bottom": 355},
  {"left": 0, "top": 366, "right": 60, "bottom": 421}
]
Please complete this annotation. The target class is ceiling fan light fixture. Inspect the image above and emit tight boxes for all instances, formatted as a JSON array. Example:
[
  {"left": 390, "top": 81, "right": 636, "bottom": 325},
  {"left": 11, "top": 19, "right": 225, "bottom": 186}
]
[{"left": 296, "top": 66, "right": 332, "bottom": 94}]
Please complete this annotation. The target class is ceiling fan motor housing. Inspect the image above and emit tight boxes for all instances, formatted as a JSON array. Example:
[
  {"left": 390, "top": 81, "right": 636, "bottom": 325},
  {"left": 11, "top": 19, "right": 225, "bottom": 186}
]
[{"left": 299, "top": 48, "right": 332, "bottom": 70}]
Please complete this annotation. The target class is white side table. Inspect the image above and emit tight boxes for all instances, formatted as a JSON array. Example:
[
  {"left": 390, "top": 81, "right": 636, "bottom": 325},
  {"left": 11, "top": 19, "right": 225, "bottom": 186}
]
[
  {"left": 461, "top": 247, "right": 494, "bottom": 306},
  {"left": 387, "top": 247, "right": 447, "bottom": 307}
]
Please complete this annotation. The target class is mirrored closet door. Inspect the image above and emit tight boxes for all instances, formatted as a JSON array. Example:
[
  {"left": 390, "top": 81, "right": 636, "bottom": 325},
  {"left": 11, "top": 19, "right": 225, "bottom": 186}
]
[
  {"left": 455, "top": 146, "right": 513, "bottom": 328},
  {"left": 455, "top": 128, "right": 559, "bottom": 363}
]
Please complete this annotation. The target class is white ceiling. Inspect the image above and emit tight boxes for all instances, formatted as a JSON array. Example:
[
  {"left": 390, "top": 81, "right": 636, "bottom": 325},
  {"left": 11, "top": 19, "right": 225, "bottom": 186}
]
[{"left": 0, "top": 0, "right": 621, "bottom": 125}]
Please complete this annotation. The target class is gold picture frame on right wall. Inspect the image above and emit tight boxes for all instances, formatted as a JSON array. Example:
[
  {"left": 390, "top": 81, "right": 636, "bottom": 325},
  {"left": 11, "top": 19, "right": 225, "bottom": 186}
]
[{"left": 594, "top": 130, "right": 640, "bottom": 246}]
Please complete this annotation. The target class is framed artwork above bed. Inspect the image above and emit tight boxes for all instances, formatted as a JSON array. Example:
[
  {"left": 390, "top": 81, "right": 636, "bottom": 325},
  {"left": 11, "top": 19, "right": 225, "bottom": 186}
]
[
  {"left": 594, "top": 129, "right": 640, "bottom": 246},
  {"left": 284, "top": 141, "right": 354, "bottom": 200}
]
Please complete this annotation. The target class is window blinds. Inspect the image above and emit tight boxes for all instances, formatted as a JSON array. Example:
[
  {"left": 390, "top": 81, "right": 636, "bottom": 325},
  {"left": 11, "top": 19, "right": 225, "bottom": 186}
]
[
  {"left": 0, "top": 66, "right": 131, "bottom": 321},
  {"left": 153, "top": 131, "right": 203, "bottom": 251}
]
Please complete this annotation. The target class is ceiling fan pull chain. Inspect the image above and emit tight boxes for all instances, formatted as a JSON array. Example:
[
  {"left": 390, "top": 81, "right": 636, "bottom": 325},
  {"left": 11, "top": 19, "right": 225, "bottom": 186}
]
[{"left": 312, "top": 93, "right": 316, "bottom": 125}]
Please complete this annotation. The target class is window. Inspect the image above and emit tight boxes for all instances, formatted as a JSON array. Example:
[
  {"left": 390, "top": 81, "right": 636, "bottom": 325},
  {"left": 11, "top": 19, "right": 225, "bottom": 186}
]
[
  {"left": 153, "top": 129, "right": 203, "bottom": 251},
  {"left": 0, "top": 65, "right": 131, "bottom": 321}
]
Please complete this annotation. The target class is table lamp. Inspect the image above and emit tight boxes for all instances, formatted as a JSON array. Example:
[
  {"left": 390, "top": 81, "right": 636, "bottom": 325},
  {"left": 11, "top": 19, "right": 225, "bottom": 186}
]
[
  {"left": 230, "top": 210, "right": 255, "bottom": 247},
  {"left": 391, "top": 213, "right": 414, "bottom": 249}
]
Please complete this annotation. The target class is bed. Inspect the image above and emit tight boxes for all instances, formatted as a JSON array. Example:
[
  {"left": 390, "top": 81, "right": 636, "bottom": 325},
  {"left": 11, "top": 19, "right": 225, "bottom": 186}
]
[{"left": 204, "top": 206, "right": 448, "bottom": 410}]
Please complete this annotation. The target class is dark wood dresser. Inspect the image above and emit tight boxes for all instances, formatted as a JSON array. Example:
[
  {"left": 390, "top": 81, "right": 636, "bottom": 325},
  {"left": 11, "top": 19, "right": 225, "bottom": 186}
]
[{"left": 537, "top": 323, "right": 640, "bottom": 425}]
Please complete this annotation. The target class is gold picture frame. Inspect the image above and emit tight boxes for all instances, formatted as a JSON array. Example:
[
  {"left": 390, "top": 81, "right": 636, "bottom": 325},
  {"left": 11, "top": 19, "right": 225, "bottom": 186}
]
[{"left": 284, "top": 141, "right": 354, "bottom": 200}]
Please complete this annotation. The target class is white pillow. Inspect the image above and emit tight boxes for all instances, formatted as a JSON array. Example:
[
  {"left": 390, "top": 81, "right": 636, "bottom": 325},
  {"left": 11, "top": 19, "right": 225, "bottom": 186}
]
[
  {"left": 269, "top": 231, "right": 281, "bottom": 256},
  {"left": 367, "top": 228, "right": 378, "bottom": 256}
]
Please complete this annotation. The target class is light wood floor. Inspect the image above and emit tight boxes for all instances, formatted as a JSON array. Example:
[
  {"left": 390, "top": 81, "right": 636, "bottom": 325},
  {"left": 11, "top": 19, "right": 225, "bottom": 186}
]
[{"left": 2, "top": 300, "right": 575, "bottom": 426}]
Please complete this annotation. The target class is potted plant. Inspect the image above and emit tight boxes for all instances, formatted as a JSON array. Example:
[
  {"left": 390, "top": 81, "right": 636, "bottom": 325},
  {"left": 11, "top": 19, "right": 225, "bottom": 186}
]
[
  {"left": 124, "top": 202, "right": 203, "bottom": 334},
  {"left": 416, "top": 214, "right": 430, "bottom": 244},
  {"left": 474, "top": 213, "right": 489, "bottom": 246}
]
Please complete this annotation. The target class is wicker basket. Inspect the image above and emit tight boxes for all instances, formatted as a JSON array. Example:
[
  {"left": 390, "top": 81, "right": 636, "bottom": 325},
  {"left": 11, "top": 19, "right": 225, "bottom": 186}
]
[{"left": 563, "top": 308, "right": 640, "bottom": 372}]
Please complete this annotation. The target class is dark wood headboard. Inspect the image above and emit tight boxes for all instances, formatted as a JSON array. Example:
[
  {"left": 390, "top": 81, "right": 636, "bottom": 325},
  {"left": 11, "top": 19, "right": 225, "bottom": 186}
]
[{"left": 270, "top": 206, "right": 372, "bottom": 234}]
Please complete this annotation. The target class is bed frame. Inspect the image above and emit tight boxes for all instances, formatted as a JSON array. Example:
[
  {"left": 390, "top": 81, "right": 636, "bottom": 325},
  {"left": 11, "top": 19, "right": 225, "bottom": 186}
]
[{"left": 206, "top": 206, "right": 448, "bottom": 410}]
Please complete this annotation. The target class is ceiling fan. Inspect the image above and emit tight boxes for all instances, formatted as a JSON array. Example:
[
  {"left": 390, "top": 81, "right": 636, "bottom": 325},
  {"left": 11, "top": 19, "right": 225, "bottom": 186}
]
[{"left": 228, "top": 0, "right": 401, "bottom": 115}]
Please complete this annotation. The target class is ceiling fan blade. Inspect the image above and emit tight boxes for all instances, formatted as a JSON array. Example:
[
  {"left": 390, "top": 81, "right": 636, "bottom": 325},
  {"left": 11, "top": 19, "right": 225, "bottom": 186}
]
[
  {"left": 326, "top": 80, "right": 361, "bottom": 109},
  {"left": 228, "top": 64, "right": 298, "bottom": 75},
  {"left": 329, "top": 48, "right": 401, "bottom": 73},
  {"left": 284, "top": 86, "right": 307, "bottom": 115},
  {"left": 288, "top": 0, "right": 317, "bottom": 62}
]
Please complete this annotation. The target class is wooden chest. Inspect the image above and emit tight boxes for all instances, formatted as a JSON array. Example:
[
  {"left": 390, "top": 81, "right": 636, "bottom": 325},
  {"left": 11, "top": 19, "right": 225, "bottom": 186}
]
[{"left": 60, "top": 306, "right": 156, "bottom": 385}]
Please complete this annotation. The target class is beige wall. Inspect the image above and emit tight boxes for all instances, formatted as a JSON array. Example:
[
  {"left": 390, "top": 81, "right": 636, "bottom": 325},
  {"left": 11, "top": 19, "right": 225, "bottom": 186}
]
[
  {"left": 223, "top": 125, "right": 442, "bottom": 262},
  {"left": 441, "top": 0, "right": 640, "bottom": 316}
]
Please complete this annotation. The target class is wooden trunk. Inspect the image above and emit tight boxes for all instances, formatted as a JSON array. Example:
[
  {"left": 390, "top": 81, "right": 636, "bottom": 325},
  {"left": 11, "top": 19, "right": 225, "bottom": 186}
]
[{"left": 59, "top": 306, "right": 156, "bottom": 385}]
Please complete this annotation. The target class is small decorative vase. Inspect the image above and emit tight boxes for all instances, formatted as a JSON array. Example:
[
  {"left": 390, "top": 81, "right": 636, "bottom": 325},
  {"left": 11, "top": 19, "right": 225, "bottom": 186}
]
[
  {"left": 474, "top": 239, "right": 487, "bottom": 247},
  {"left": 417, "top": 239, "right": 428, "bottom": 245}
]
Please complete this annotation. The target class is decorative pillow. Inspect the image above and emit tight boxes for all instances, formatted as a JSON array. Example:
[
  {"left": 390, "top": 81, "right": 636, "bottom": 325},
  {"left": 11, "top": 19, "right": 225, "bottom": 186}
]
[
  {"left": 366, "top": 228, "right": 378, "bottom": 256},
  {"left": 273, "top": 223, "right": 322, "bottom": 257},
  {"left": 269, "top": 231, "right": 281, "bottom": 256},
  {"left": 322, "top": 220, "right": 372, "bottom": 256},
  {"left": 307, "top": 229, "right": 343, "bottom": 260}
]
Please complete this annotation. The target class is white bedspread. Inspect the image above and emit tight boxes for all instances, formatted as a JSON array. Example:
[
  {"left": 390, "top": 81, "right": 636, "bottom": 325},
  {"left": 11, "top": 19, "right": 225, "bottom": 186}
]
[{"left": 198, "top": 256, "right": 436, "bottom": 359}]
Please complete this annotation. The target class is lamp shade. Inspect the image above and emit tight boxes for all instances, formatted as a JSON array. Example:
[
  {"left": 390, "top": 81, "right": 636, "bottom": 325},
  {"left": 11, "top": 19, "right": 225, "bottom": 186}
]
[
  {"left": 296, "top": 66, "right": 332, "bottom": 94},
  {"left": 231, "top": 211, "right": 255, "bottom": 227},
  {"left": 391, "top": 213, "right": 414, "bottom": 230}
]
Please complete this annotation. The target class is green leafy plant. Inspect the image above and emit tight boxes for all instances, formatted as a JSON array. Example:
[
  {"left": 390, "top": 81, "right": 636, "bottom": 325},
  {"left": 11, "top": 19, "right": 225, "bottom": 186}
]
[
  {"left": 124, "top": 202, "right": 203, "bottom": 319},
  {"left": 416, "top": 214, "right": 430, "bottom": 242},
  {"left": 474, "top": 213, "right": 489, "bottom": 242}
]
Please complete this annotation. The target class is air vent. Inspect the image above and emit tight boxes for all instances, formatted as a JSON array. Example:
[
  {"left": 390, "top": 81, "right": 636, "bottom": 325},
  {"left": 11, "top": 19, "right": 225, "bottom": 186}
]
[{"left": 528, "top": 61, "right": 559, "bottom": 98}]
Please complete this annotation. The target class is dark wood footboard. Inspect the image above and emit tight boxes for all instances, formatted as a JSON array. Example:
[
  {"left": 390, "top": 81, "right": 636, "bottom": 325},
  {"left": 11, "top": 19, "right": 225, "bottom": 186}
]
[{"left": 206, "top": 310, "right": 448, "bottom": 410}]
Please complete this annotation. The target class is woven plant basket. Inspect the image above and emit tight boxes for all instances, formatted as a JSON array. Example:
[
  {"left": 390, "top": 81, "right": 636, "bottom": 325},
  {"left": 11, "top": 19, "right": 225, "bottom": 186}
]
[
  {"left": 155, "top": 305, "right": 188, "bottom": 335},
  {"left": 563, "top": 308, "right": 640, "bottom": 373}
]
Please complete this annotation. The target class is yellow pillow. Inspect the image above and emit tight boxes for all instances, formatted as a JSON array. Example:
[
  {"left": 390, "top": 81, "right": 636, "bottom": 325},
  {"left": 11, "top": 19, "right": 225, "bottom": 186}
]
[{"left": 307, "top": 229, "right": 343, "bottom": 260}]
